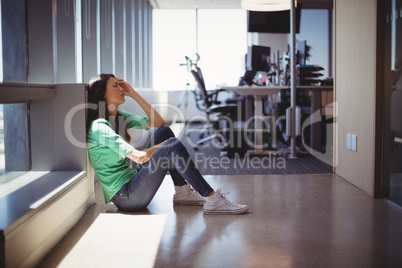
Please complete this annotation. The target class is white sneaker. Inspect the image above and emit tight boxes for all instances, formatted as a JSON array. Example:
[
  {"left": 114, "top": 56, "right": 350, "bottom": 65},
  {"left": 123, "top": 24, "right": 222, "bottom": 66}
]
[
  {"left": 173, "top": 184, "right": 206, "bottom": 206},
  {"left": 203, "top": 189, "right": 249, "bottom": 215}
]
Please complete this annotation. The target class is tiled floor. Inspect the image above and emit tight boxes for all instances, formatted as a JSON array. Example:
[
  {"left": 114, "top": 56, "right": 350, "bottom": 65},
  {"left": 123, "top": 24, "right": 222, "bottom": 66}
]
[{"left": 39, "top": 174, "right": 402, "bottom": 268}]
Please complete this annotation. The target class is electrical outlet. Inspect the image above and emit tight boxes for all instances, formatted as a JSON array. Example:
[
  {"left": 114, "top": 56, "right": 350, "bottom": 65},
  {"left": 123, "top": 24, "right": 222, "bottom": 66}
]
[
  {"left": 346, "top": 133, "right": 351, "bottom": 150},
  {"left": 351, "top": 134, "right": 357, "bottom": 152}
]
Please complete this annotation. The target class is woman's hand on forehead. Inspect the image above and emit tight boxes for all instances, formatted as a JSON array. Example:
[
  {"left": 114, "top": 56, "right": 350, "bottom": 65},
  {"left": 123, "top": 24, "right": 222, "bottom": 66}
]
[{"left": 116, "top": 78, "right": 135, "bottom": 96}]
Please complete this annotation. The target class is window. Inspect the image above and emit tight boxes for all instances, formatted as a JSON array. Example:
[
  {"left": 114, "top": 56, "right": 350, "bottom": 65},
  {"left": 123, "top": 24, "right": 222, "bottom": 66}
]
[
  {"left": 0, "top": 103, "right": 30, "bottom": 185},
  {"left": 152, "top": 9, "right": 247, "bottom": 91},
  {"left": 197, "top": 9, "right": 248, "bottom": 89}
]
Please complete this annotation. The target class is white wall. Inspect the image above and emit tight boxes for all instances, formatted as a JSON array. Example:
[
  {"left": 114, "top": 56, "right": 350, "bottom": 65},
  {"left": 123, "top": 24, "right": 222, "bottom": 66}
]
[
  {"left": 335, "top": 0, "right": 378, "bottom": 196},
  {"left": 250, "top": 32, "right": 288, "bottom": 59},
  {"left": 31, "top": 84, "right": 87, "bottom": 171}
]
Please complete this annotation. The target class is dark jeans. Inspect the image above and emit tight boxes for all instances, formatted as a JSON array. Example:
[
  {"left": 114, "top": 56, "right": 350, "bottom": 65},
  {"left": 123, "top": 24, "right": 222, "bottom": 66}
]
[{"left": 112, "top": 126, "right": 214, "bottom": 211}]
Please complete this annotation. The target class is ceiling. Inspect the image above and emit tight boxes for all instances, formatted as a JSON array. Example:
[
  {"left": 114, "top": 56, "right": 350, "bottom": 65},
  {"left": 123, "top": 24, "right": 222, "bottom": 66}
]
[{"left": 149, "top": 0, "right": 333, "bottom": 9}]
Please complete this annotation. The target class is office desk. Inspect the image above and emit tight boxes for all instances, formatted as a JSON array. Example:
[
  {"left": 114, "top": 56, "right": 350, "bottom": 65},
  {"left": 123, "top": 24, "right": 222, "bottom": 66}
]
[
  {"left": 222, "top": 85, "right": 333, "bottom": 154},
  {"left": 222, "top": 86, "right": 282, "bottom": 155},
  {"left": 298, "top": 86, "right": 333, "bottom": 152}
]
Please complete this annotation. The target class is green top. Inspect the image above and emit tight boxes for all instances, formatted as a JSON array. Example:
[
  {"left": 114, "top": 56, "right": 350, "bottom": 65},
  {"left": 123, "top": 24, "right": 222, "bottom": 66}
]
[{"left": 87, "top": 110, "right": 149, "bottom": 203}]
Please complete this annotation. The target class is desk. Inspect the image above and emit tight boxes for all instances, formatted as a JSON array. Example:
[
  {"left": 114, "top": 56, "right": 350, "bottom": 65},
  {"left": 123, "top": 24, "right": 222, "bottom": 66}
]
[
  {"left": 222, "top": 85, "right": 333, "bottom": 154},
  {"left": 222, "top": 86, "right": 282, "bottom": 155},
  {"left": 298, "top": 86, "right": 333, "bottom": 152}
]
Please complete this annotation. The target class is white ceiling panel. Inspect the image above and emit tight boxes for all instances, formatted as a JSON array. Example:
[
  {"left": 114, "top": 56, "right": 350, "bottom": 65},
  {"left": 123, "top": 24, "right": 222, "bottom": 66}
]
[
  {"left": 149, "top": 0, "right": 333, "bottom": 9},
  {"left": 150, "top": 0, "right": 240, "bottom": 9}
]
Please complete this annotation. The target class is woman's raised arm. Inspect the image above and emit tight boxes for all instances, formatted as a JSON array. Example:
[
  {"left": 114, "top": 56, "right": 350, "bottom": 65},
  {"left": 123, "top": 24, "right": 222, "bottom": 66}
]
[{"left": 117, "top": 78, "right": 165, "bottom": 128}]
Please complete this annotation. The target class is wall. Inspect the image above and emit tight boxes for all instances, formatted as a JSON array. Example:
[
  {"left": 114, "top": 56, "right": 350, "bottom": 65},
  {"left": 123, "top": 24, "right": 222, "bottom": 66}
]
[
  {"left": 252, "top": 32, "right": 288, "bottom": 59},
  {"left": 335, "top": 0, "right": 378, "bottom": 196},
  {"left": 30, "top": 84, "right": 87, "bottom": 171}
]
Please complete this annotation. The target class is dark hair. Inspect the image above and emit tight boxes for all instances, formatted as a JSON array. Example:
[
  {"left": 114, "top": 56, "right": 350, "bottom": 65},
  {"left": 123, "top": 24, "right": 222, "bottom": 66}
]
[{"left": 86, "top": 73, "right": 131, "bottom": 142}]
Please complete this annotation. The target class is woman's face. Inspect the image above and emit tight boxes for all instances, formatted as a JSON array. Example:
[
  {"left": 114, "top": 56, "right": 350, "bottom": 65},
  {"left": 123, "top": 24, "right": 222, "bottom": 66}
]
[{"left": 105, "top": 77, "right": 125, "bottom": 109}]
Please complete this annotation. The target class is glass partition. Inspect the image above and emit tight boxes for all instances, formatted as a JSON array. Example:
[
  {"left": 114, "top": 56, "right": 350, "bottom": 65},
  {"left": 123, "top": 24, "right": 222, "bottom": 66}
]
[
  {"left": 382, "top": 0, "right": 402, "bottom": 207},
  {"left": 0, "top": 104, "right": 3, "bottom": 177}
]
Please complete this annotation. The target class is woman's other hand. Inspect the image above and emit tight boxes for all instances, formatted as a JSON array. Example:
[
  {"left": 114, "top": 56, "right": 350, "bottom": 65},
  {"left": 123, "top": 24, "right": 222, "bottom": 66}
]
[
  {"left": 127, "top": 139, "right": 169, "bottom": 164},
  {"left": 128, "top": 149, "right": 151, "bottom": 164}
]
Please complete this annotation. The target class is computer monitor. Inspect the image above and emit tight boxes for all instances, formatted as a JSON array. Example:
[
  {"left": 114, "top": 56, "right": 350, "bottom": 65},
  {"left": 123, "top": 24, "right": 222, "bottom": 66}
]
[{"left": 246, "top": 45, "right": 271, "bottom": 72}]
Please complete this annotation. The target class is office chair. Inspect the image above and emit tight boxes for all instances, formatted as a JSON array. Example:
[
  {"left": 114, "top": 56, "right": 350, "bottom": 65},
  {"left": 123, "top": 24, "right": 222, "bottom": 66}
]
[{"left": 190, "top": 67, "right": 243, "bottom": 151}]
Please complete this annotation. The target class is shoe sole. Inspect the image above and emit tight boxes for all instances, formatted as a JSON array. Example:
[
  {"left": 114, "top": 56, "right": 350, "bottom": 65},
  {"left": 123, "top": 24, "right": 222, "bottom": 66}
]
[
  {"left": 173, "top": 200, "right": 205, "bottom": 206},
  {"left": 203, "top": 207, "right": 249, "bottom": 215}
]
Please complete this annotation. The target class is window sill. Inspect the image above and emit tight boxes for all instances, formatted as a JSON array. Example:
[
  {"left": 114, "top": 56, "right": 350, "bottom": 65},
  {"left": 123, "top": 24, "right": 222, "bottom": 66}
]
[
  {"left": 0, "top": 82, "right": 55, "bottom": 103},
  {"left": 0, "top": 170, "right": 86, "bottom": 232}
]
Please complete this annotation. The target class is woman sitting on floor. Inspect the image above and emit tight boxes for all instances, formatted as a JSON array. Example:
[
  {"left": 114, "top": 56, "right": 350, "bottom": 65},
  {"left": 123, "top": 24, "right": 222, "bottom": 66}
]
[{"left": 86, "top": 73, "right": 248, "bottom": 214}]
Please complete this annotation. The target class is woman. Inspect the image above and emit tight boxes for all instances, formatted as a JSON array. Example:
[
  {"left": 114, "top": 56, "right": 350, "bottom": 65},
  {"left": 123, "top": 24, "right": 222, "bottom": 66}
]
[{"left": 87, "top": 73, "right": 248, "bottom": 214}]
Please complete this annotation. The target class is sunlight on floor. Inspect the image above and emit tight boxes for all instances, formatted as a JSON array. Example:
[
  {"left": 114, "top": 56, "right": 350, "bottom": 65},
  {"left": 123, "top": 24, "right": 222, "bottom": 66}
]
[{"left": 58, "top": 213, "right": 167, "bottom": 268}]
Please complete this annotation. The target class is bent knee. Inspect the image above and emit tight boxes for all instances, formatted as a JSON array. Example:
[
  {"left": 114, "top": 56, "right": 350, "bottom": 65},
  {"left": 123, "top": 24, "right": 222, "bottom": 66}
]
[
  {"left": 155, "top": 125, "right": 175, "bottom": 138},
  {"left": 165, "top": 137, "right": 178, "bottom": 145}
]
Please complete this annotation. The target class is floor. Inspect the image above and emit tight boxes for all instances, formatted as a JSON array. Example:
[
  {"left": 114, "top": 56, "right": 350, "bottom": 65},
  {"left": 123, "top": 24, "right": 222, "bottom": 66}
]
[
  {"left": 38, "top": 173, "right": 402, "bottom": 268},
  {"left": 180, "top": 123, "right": 334, "bottom": 175},
  {"left": 162, "top": 121, "right": 332, "bottom": 175}
]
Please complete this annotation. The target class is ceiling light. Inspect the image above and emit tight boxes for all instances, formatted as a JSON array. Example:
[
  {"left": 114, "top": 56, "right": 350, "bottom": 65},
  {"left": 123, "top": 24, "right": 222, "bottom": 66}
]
[{"left": 241, "top": 0, "right": 296, "bottom": 12}]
